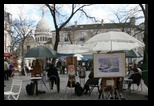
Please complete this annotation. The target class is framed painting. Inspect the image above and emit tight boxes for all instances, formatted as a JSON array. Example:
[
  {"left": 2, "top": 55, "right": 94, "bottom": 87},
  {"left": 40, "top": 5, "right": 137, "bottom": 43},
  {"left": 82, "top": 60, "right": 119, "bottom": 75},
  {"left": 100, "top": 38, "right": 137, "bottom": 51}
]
[
  {"left": 68, "top": 65, "right": 75, "bottom": 75},
  {"left": 93, "top": 53, "right": 126, "bottom": 78}
]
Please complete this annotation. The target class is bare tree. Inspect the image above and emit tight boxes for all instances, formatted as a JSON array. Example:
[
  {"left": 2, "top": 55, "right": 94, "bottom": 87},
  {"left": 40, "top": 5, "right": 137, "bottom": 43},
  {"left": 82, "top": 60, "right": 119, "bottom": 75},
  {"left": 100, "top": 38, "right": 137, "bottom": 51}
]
[
  {"left": 45, "top": 4, "right": 97, "bottom": 63},
  {"left": 107, "top": 4, "right": 144, "bottom": 34},
  {"left": 139, "top": 4, "right": 148, "bottom": 87},
  {"left": 12, "top": 12, "right": 35, "bottom": 73},
  {"left": 139, "top": 4, "right": 148, "bottom": 57}
]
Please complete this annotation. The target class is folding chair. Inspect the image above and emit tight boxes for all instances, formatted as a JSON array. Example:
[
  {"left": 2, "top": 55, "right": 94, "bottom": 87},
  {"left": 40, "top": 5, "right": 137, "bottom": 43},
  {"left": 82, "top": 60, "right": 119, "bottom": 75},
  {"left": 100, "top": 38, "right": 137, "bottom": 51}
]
[
  {"left": 88, "top": 78, "right": 100, "bottom": 95},
  {"left": 131, "top": 75, "right": 142, "bottom": 92},
  {"left": 4, "top": 79, "right": 22, "bottom": 100}
]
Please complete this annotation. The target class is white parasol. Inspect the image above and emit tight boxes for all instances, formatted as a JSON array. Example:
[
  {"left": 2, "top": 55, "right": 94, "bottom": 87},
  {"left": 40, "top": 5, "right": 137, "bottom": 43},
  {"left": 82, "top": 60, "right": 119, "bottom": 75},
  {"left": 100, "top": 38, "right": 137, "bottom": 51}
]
[{"left": 82, "top": 31, "right": 145, "bottom": 53}]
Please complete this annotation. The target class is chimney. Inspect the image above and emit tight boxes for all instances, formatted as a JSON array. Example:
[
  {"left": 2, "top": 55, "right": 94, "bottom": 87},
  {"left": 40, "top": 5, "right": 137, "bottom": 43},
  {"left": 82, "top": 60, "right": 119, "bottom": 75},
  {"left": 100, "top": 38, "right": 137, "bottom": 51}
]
[
  {"left": 101, "top": 19, "right": 104, "bottom": 26},
  {"left": 74, "top": 21, "right": 77, "bottom": 27},
  {"left": 130, "top": 17, "right": 135, "bottom": 25}
]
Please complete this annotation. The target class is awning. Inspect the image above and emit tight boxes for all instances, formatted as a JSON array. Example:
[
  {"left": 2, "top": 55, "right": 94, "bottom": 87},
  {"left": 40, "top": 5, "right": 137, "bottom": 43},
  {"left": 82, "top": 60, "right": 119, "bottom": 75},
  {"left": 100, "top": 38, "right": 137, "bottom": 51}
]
[
  {"left": 4, "top": 53, "right": 10, "bottom": 57},
  {"left": 4, "top": 53, "right": 17, "bottom": 58}
]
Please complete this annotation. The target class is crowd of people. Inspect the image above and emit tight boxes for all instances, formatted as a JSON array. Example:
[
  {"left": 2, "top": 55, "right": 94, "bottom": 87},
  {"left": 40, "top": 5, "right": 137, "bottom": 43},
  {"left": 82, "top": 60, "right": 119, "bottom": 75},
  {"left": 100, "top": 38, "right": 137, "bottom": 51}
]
[
  {"left": 56, "top": 58, "right": 67, "bottom": 74},
  {"left": 4, "top": 57, "right": 18, "bottom": 80},
  {"left": 4, "top": 56, "right": 143, "bottom": 99}
]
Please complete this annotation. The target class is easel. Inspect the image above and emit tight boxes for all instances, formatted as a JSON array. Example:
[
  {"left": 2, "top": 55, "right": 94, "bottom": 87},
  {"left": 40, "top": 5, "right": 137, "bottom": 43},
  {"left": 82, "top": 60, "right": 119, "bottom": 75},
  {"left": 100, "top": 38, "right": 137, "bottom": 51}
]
[
  {"left": 31, "top": 59, "right": 42, "bottom": 77},
  {"left": 65, "top": 74, "right": 76, "bottom": 95},
  {"left": 100, "top": 77, "right": 120, "bottom": 100}
]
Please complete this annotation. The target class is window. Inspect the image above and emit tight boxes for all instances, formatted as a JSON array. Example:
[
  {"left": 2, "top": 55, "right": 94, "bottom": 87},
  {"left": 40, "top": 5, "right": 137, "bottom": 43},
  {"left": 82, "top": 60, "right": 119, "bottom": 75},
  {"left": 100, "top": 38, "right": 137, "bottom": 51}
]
[
  {"left": 40, "top": 37, "right": 42, "bottom": 41},
  {"left": 64, "top": 33, "right": 68, "bottom": 42},
  {"left": 45, "top": 37, "right": 47, "bottom": 41},
  {"left": 79, "top": 32, "right": 85, "bottom": 41},
  {"left": 8, "top": 13, "right": 12, "bottom": 23},
  {"left": 27, "top": 45, "right": 30, "bottom": 52}
]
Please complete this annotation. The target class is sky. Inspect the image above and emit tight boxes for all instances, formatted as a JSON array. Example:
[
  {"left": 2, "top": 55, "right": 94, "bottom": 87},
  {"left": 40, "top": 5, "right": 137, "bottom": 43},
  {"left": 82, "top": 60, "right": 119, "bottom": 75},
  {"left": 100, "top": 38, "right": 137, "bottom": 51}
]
[{"left": 4, "top": 4, "right": 144, "bottom": 31}]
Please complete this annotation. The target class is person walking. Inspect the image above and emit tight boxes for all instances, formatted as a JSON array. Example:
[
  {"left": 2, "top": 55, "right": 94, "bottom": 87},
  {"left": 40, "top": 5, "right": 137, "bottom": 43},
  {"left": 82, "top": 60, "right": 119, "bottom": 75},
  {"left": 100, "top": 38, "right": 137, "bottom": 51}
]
[
  {"left": 47, "top": 62, "right": 60, "bottom": 92},
  {"left": 61, "top": 58, "right": 66, "bottom": 74},
  {"left": 56, "top": 59, "right": 62, "bottom": 73},
  {"left": 8, "top": 61, "right": 14, "bottom": 78},
  {"left": 4, "top": 58, "right": 9, "bottom": 80}
]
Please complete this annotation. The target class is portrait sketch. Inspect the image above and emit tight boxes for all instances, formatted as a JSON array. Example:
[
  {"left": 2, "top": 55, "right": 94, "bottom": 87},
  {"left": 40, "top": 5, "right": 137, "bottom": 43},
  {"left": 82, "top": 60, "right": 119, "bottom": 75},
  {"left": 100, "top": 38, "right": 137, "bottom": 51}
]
[
  {"left": 68, "top": 65, "right": 75, "bottom": 75},
  {"left": 93, "top": 53, "right": 126, "bottom": 77}
]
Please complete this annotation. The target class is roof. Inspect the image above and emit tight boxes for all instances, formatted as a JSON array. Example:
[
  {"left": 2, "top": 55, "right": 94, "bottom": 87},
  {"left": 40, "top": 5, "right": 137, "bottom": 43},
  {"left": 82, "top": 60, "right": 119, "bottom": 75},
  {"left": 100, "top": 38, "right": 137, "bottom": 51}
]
[{"left": 52, "top": 23, "right": 136, "bottom": 32}]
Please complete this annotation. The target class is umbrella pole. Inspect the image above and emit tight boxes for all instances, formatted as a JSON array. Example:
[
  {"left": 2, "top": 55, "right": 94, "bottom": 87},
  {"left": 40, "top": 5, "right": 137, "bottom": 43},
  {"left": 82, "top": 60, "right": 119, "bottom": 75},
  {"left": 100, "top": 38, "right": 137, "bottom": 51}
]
[{"left": 111, "top": 41, "right": 112, "bottom": 52}]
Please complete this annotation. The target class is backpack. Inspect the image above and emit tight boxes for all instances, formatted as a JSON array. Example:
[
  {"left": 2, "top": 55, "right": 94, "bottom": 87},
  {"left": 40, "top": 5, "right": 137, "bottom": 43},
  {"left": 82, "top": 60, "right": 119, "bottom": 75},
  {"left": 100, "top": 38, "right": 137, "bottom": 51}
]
[
  {"left": 26, "top": 82, "right": 34, "bottom": 95},
  {"left": 74, "top": 82, "right": 84, "bottom": 96}
]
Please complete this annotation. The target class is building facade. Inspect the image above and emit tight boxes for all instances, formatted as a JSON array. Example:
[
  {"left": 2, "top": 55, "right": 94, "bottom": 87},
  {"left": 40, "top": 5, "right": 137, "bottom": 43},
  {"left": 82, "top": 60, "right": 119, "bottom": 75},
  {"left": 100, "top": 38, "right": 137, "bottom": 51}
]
[
  {"left": 55, "top": 17, "right": 144, "bottom": 54},
  {"left": 16, "top": 12, "right": 55, "bottom": 68},
  {"left": 4, "top": 10, "right": 13, "bottom": 54}
]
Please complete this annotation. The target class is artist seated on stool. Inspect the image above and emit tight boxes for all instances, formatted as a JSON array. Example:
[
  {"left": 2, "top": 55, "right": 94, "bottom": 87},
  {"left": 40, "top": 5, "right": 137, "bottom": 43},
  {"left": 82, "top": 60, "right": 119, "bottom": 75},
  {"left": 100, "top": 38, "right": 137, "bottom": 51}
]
[
  {"left": 47, "top": 62, "right": 60, "bottom": 92},
  {"left": 83, "top": 70, "right": 100, "bottom": 94}
]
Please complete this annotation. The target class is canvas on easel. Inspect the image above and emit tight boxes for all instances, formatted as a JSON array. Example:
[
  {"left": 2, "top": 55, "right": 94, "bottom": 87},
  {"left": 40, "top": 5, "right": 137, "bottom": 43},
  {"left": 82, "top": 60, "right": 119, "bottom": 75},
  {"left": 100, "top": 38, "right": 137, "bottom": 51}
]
[
  {"left": 66, "top": 56, "right": 77, "bottom": 71},
  {"left": 93, "top": 53, "right": 126, "bottom": 78},
  {"left": 93, "top": 53, "right": 125, "bottom": 100},
  {"left": 68, "top": 65, "right": 75, "bottom": 75}
]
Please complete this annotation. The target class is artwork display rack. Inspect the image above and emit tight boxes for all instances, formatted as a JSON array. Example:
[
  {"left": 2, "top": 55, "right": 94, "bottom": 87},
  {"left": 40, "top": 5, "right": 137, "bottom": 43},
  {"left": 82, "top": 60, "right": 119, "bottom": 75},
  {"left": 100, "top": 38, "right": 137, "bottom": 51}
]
[{"left": 100, "top": 77, "right": 120, "bottom": 100}]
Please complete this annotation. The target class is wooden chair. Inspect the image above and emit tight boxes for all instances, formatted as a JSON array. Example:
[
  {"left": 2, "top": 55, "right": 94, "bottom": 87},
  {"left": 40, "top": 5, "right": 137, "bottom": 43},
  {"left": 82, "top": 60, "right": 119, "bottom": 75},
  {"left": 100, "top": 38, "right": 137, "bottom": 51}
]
[{"left": 4, "top": 79, "right": 22, "bottom": 100}]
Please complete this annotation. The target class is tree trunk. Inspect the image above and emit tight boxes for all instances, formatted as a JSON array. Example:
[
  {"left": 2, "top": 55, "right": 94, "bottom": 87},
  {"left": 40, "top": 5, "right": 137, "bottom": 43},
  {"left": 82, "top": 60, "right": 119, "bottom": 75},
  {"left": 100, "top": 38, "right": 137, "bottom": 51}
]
[
  {"left": 141, "top": 4, "right": 148, "bottom": 87},
  {"left": 21, "top": 40, "right": 25, "bottom": 75},
  {"left": 52, "top": 29, "right": 60, "bottom": 66}
]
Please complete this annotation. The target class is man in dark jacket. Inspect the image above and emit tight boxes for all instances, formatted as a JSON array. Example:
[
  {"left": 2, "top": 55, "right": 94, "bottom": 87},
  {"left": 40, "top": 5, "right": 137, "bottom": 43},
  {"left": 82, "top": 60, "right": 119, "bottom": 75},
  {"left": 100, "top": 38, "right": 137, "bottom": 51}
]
[
  {"left": 47, "top": 63, "right": 60, "bottom": 92},
  {"left": 128, "top": 68, "right": 142, "bottom": 89}
]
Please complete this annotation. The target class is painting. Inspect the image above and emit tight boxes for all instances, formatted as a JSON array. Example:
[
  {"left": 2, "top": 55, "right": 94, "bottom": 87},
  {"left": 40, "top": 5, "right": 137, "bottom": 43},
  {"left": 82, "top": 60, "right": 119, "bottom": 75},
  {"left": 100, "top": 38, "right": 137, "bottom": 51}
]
[
  {"left": 68, "top": 65, "right": 75, "bottom": 75},
  {"left": 93, "top": 53, "right": 126, "bottom": 78}
]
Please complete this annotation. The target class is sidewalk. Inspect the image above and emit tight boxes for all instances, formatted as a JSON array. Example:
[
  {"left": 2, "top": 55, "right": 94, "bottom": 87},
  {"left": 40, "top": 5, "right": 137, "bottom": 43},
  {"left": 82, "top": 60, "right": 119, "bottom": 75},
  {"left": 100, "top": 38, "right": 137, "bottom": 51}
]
[{"left": 4, "top": 71, "right": 148, "bottom": 100}]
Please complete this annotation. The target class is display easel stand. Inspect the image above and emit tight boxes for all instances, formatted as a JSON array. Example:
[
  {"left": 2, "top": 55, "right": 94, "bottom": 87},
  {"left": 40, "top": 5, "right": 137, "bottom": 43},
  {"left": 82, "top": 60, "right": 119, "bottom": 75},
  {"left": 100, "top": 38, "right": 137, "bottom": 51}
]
[
  {"left": 101, "top": 78, "right": 120, "bottom": 100},
  {"left": 65, "top": 74, "right": 76, "bottom": 96}
]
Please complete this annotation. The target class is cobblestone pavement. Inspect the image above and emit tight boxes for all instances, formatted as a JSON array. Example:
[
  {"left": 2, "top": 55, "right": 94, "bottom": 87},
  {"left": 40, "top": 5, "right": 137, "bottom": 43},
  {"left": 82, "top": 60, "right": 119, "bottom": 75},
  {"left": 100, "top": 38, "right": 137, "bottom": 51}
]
[{"left": 4, "top": 71, "right": 148, "bottom": 100}]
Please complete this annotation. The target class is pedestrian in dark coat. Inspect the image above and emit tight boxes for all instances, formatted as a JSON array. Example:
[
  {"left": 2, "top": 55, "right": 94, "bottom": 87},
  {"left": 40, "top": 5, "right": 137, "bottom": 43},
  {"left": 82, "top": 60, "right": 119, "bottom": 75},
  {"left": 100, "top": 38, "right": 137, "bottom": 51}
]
[{"left": 47, "top": 63, "right": 60, "bottom": 92}]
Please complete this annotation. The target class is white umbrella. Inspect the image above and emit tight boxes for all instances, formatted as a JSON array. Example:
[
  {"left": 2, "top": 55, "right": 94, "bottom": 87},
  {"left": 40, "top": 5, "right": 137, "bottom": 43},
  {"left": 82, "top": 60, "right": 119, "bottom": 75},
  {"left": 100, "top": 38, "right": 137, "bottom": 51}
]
[
  {"left": 73, "top": 54, "right": 83, "bottom": 60},
  {"left": 74, "top": 54, "right": 83, "bottom": 58},
  {"left": 76, "top": 57, "right": 82, "bottom": 61},
  {"left": 58, "top": 44, "right": 89, "bottom": 54},
  {"left": 58, "top": 45, "right": 88, "bottom": 72},
  {"left": 82, "top": 31, "right": 145, "bottom": 53}
]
